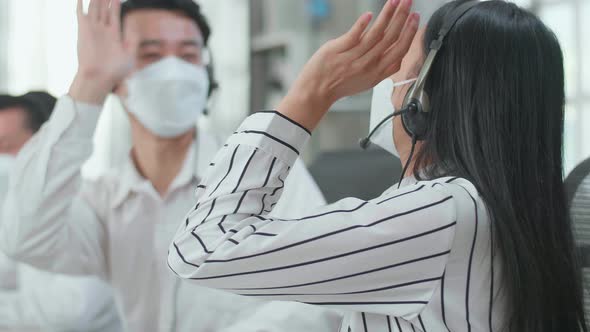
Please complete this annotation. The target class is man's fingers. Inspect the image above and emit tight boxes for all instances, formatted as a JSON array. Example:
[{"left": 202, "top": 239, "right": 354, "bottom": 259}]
[
  {"left": 99, "top": 0, "right": 110, "bottom": 25},
  {"left": 88, "top": 0, "right": 102, "bottom": 22},
  {"left": 110, "top": 0, "right": 122, "bottom": 30},
  {"left": 331, "top": 12, "right": 373, "bottom": 52},
  {"left": 77, "top": 0, "right": 84, "bottom": 20}
]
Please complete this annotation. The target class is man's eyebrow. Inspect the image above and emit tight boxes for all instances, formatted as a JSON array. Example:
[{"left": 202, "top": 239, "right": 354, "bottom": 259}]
[
  {"left": 138, "top": 39, "right": 204, "bottom": 49},
  {"left": 138, "top": 39, "right": 163, "bottom": 48},
  {"left": 179, "top": 40, "right": 204, "bottom": 47}
]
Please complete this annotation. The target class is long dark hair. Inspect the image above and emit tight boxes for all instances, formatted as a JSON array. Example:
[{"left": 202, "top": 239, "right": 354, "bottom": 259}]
[{"left": 415, "top": 1, "right": 586, "bottom": 330}]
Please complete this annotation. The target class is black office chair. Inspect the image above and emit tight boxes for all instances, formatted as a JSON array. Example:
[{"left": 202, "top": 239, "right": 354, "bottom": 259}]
[
  {"left": 309, "top": 149, "right": 402, "bottom": 204},
  {"left": 565, "top": 158, "right": 590, "bottom": 318}
]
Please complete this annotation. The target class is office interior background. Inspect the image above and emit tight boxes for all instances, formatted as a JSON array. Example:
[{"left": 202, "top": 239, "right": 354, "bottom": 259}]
[{"left": 0, "top": 0, "right": 587, "bottom": 198}]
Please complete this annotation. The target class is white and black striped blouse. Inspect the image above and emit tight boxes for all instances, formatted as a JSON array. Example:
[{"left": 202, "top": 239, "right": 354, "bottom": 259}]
[{"left": 168, "top": 111, "right": 505, "bottom": 332}]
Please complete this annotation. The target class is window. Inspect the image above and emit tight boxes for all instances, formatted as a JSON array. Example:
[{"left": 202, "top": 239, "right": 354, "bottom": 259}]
[
  {"left": 5, "top": 0, "right": 77, "bottom": 96},
  {"left": 535, "top": 0, "right": 589, "bottom": 174}
]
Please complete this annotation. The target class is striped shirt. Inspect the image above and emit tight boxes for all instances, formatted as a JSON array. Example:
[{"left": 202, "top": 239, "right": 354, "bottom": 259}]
[{"left": 168, "top": 111, "right": 505, "bottom": 332}]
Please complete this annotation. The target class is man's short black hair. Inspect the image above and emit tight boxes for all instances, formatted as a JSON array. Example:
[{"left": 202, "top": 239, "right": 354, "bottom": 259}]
[
  {"left": 121, "top": 0, "right": 211, "bottom": 45},
  {"left": 0, "top": 91, "right": 56, "bottom": 133}
]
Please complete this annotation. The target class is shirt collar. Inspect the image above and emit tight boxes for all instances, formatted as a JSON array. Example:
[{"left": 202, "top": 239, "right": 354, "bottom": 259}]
[
  {"left": 382, "top": 175, "right": 418, "bottom": 196},
  {"left": 399, "top": 175, "right": 418, "bottom": 187},
  {"left": 111, "top": 126, "right": 220, "bottom": 208}
]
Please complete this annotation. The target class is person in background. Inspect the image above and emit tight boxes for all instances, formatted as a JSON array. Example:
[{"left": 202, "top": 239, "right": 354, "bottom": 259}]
[
  {"left": 0, "top": 93, "right": 52, "bottom": 156},
  {"left": 0, "top": 92, "right": 122, "bottom": 332},
  {"left": 0, "top": 0, "right": 342, "bottom": 331}
]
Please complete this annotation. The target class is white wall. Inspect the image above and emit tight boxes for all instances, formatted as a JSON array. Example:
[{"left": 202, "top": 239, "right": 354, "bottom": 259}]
[
  {"left": 5, "top": 0, "right": 77, "bottom": 96},
  {"left": 3, "top": 0, "right": 587, "bottom": 174},
  {"left": 199, "top": 0, "right": 250, "bottom": 137}
]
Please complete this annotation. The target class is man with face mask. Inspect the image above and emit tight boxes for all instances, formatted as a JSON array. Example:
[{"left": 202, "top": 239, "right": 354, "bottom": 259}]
[
  {"left": 0, "top": 92, "right": 121, "bottom": 332},
  {"left": 0, "top": 1, "right": 343, "bottom": 331}
]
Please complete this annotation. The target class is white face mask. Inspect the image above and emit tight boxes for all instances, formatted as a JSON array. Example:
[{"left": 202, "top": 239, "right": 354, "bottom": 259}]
[
  {"left": 125, "top": 57, "right": 210, "bottom": 138},
  {"left": 369, "top": 78, "right": 417, "bottom": 157}
]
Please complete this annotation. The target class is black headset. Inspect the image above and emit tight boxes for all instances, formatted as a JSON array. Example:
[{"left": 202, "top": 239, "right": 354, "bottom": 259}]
[
  {"left": 360, "top": 0, "right": 480, "bottom": 148},
  {"left": 401, "top": 0, "right": 480, "bottom": 140},
  {"left": 203, "top": 50, "right": 219, "bottom": 115},
  {"left": 205, "top": 50, "right": 219, "bottom": 98}
]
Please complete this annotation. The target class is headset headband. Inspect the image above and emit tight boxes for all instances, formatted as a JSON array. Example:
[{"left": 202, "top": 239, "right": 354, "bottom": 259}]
[{"left": 405, "top": 1, "right": 480, "bottom": 111}]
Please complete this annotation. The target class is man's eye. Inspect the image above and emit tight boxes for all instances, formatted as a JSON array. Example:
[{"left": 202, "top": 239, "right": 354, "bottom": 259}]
[
  {"left": 181, "top": 54, "right": 200, "bottom": 63},
  {"left": 140, "top": 53, "right": 162, "bottom": 61}
]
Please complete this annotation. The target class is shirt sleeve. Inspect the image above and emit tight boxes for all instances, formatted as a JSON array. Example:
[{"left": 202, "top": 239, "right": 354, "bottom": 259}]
[
  {"left": 168, "top": 111, "right": 457, "bottom": 319},
  {"left": 272, "top": 157, "right": 326, "bottom": 219},
  {"left": 0, "top": 252, "right": 18, "bottom": 290},
  {"left": 0, "top": 96, "right": 109, "bottom": 278},
  {"left": 0, "top": 266, "right": 122, "bottom": 332}
]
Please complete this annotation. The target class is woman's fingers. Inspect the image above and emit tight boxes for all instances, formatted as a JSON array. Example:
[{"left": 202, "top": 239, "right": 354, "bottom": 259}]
[
  {"left": 382, "top": 0, "right": 413, "bottom": 50},
  {"left": 330, "top": 12, "right": 373, "bottom": 52},
  {"left": 356, "top": 0, "right": 414, "bottom": 64},
  {"left": 351, "top": 0, "right": 400, "bottom": 57},
  {"left": 379, "top": 13, "right": 420, "bottom": 76}
]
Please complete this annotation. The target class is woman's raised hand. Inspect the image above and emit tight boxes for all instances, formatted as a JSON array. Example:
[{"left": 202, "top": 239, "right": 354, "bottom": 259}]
[{"left": 278, "top": 0, "right": 419, "bottom": 131}]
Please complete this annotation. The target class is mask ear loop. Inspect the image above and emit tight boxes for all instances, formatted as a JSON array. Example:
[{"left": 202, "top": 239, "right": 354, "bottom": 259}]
[{"left": 397, "top": 135, "right": 418, "bottom": 189}]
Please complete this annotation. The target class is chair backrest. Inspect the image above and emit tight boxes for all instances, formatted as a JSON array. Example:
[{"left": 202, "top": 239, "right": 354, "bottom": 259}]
[
  {"left": 565, "top": 158, "right": 590, "bottom": 319},
  {"left": 308, "top": 149, "right": 402, "bottom": 203}
]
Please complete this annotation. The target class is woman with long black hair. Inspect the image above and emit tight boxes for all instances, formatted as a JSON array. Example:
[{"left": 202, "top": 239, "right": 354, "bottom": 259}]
[{"left": 168, "top": 0, "right": 587, "bottom": 331}]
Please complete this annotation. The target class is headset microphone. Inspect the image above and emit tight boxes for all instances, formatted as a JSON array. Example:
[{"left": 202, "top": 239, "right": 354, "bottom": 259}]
[{"left": 359, "top": 108, "right": 409, "bottom": 150}]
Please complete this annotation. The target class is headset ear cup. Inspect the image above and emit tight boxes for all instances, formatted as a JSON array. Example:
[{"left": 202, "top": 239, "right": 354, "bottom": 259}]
[
  {"left": 401, "top": 98, "right": 429, "bottom": 140},
  {"left": 206, "top": 64, "right": 219, "bottom": 98},
  {"left": 203, "top": 63, "right": 219, "bottom": 116},
  {"left": 401, "top": 83, "right": 428, "bottom": 140}
]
